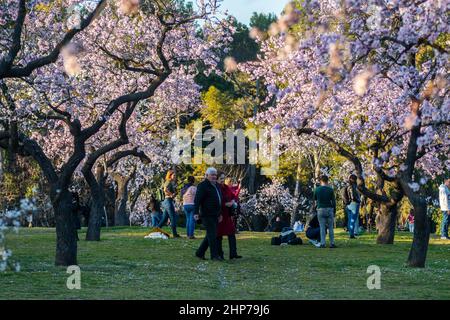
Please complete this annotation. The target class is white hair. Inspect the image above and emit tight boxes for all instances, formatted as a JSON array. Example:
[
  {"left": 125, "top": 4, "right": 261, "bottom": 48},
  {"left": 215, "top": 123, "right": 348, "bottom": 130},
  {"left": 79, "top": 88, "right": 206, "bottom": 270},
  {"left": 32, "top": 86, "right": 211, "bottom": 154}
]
[{"left": 205, "top": 167, "right": 217, "bottom": 175}]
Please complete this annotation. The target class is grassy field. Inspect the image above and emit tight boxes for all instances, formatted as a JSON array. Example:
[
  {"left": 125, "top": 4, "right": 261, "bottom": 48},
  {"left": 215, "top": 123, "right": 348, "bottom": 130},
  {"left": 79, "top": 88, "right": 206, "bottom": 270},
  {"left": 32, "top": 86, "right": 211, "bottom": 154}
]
[{"left": 1, "top": 227, "right": 449, "bottom": 300}]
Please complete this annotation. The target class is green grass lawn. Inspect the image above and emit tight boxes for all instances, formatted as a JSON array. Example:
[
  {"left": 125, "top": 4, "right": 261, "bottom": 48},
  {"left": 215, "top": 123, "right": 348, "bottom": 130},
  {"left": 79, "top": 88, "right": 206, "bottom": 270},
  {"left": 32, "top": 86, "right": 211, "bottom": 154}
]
[{"left": 1, "top": 227, "right": 449, "bottom": 299}]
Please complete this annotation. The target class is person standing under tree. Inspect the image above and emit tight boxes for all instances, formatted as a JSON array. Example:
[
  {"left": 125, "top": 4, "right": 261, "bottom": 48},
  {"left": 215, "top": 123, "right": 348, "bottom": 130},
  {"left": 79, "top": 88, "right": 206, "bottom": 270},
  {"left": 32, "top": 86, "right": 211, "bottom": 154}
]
[
  {"left": 181, "top": 176, "right": 197, "bottom": 239},
  {"left": 439, "top": 178, "right": 450, "bottom": 240},
  {"left": 217, "top": 172, "right": 242, "bottom": 260},
  {"left": 194, "top": 167, "right": 223, "bottom": 261},
  {"left": 226, "top": 177, "right": 241, "bottom": 234},
  {"left": 313, "top": 175, "right": 337, "bottom": 248},
  {"left": 346, "top": 174, "right": 361, "bottom": 239},
  {"left": 407, "top": 209, "right": 415, "bottom": 233},
  {"left": 157, "top": 170, "right": 180, "bottom": 238}
]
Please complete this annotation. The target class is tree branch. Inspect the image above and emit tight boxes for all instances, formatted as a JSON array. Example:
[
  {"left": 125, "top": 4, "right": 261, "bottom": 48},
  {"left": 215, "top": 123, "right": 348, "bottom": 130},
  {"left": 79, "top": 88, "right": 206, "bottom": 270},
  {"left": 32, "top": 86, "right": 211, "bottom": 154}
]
[
  {"left": 0, "top": 0, "right": 26, "bottom": 76},
  {"left": 106, "top": 147, "right": 150, "bottom": 168},
  {"left": 297, "top": 127, "right": 391, "bottom": 203},
  {"left": 1, "top": 0, "right": 106, "bottom": 79}
]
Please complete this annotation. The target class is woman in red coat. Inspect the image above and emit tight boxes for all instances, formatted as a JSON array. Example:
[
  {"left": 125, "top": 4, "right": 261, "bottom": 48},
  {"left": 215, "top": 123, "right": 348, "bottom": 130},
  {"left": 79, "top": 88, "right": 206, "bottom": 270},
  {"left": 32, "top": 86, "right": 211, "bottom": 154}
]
[
  {"left": 225, "top": 176, "right": 241, "bottom": 233},
  {"left": 217, "top": 172, "right": 242, "bottom": 259}
]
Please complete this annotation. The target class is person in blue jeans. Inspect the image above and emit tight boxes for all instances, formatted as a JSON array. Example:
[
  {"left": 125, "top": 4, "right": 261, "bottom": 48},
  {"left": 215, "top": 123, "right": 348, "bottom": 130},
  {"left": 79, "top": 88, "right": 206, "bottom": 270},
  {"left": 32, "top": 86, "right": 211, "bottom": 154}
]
[
  {"left": 346, "top": 174, "right": 361, "bottom": 239},
  {"left": 157, "top": 170, "right": 180, "bottom": 237},
  {"left": 147, "top": 198, "right": 162, "bottom": 227},
  {"left": 313, "top": 175, "right": 337, "bottom": 248},
  {"left": 439, "top": 179, "right": 450, "bottom": 240},
  {"left": 181, "top": 176, "right": 197, "bottom": 239}
]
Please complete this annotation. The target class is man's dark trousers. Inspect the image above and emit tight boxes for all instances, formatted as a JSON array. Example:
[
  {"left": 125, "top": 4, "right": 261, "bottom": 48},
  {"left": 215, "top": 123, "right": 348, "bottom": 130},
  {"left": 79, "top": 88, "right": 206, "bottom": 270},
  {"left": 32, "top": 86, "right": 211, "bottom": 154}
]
[{"left": 197, "top": 216, "right": 219, "bottom": 259}]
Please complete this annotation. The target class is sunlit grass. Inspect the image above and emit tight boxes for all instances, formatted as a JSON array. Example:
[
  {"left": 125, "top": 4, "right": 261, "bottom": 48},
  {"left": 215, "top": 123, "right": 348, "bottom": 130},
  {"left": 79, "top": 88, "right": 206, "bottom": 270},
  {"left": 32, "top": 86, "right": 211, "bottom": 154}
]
[{"left": 1, "top": 227, "right": 449, "bottom": 299}]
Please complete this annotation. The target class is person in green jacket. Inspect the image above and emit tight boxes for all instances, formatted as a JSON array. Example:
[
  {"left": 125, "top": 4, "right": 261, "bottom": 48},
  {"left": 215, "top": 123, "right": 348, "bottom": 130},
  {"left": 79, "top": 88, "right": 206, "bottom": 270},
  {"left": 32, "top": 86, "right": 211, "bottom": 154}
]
[{"left": 313, "top": 175, "right": 337, "bottom": 248}]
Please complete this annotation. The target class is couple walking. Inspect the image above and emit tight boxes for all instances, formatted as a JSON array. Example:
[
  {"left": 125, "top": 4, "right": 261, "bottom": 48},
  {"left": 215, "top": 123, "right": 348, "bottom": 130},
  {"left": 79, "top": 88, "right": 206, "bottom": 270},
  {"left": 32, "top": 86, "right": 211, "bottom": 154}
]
[
  {"left": 154, "top": 171, "right": 199, "bottom": 239},
  {"left": 194, "top": 167, "right": 242, "bottom": 261}
]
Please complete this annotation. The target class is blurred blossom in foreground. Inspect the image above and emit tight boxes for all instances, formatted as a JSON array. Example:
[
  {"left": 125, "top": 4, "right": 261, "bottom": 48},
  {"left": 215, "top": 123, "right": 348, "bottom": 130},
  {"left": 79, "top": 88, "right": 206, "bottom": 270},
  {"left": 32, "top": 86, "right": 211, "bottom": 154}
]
[
  {"left": 119, "top": 0, "right": 140, "bottom": 15},
  {"left": 61, "top": 43, "right": 84, "bottom": 76},
  {"left": 224, "top": 57, "right": 238, "bottom": 73}
]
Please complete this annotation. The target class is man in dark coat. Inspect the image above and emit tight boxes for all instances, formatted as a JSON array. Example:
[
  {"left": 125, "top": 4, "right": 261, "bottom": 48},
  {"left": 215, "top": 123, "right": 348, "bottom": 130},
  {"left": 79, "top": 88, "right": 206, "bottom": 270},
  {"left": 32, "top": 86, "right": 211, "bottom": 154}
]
[{"left": 194, "top": 167, "right": 223, "bottom": 261}]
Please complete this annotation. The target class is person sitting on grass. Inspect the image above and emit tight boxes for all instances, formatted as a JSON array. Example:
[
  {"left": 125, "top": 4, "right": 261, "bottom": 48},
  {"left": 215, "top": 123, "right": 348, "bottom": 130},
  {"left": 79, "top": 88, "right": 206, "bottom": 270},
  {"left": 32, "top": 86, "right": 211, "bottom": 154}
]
[
  {"left": 270, "top": 216, "right": 290, "bottom": 232},
  {"left": 147, "top": 198, "right": 162, "bottom": 227}
]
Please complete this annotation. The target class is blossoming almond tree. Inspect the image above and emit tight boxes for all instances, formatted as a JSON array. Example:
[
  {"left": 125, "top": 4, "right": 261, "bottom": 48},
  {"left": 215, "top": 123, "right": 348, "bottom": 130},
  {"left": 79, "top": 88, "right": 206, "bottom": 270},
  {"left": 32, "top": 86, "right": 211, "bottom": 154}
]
[
  {"left": 244, "top": 0, "right": 449, "bottom": 267},
  {"left": 81, "top": 71, "right": 204, "bottom": 238},
  {"left": 0, "top": 0, "right": 108, "bottom": 266},
  {"left": 0, "top": 0, "right": 228, "bottom": 265}
]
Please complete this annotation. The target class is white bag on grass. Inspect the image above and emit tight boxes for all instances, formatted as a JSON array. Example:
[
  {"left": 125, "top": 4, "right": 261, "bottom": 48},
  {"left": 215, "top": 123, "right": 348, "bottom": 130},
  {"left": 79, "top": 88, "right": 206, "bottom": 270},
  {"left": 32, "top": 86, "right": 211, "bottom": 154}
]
[{"left": 144, "top": 232, "right": 169, "bottom": 240}]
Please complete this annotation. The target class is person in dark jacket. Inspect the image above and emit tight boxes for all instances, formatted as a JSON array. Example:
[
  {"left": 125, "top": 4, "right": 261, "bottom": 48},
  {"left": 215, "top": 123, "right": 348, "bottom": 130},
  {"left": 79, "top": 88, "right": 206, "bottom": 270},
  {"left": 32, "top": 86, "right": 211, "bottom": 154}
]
[
  {"left": 194, "top": 167, "right": 223, "bottom": 261},
  {"left": 346, "top": 174, "right": 361, "bottom": 239},
  {"left": 305, "top": 212, "right": 321, "bottom": 247},
  {"left": 313, "top": 175, "right": 337, "bottom": 248},
  {"left": 270, "top": 216, "right": 289, "bottom": 232}
]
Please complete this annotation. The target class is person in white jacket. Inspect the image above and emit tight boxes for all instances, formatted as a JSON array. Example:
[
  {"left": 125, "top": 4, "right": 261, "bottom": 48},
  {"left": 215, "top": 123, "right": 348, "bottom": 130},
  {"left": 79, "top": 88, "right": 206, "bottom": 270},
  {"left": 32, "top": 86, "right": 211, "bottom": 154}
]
[{"left": 439, "top": 179, "right": 450, "bottom": 240}]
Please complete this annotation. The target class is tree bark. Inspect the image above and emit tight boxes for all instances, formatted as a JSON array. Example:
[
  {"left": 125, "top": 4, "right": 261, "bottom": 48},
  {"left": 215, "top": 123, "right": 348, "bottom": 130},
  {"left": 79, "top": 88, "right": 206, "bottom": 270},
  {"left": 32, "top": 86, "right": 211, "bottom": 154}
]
[
  {"left": 313, "top": 150, "right": 321, "bottom": 182},
  {"left": 53, "top": 188, "right": 78, "bottom": 266},
  {"left": 248, "top": 164, "right": 256, "bottom": 194},
  {"left": 85, "top": 184, "right": 106, "bottom": 241},
  {"left": 367, "top": 200, "right": 375, "bottom": 233},
  {"left": 85, "top": 163, "right": 107, "bottom": 241},
  {"left": 0, "top": 149, "right": 3, "bottom": 181},
  {"left": 407, "top": 200, "right": 429, "bottom": 267},
  {"left": 291, "top": 161, "right": 302, "bottom": 227},
  {"left": 294, "top": 163, "right": 301, "bottom": 198},
  {"left": 114, "top": 174, "right": 132, "bottom": 226},
  {"left": 129, "top": 183, "right": 145, "bottom": 213},
  {"left": 7, "top": 121, "right": 18, "bottom": 173},
  {"left": 376, "top": 202, "right": 398, "bottom": 244}
]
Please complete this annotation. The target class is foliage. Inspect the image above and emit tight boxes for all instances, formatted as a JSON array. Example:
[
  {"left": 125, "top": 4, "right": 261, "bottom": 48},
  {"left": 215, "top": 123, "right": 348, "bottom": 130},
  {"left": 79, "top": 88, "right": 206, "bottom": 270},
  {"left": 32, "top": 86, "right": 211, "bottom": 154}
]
[
  {"left": 201, "top": 86, "right": 245, "bottom": 130},
  {"left": 249, "top": 12, "right": 278, "bottom": 32}
]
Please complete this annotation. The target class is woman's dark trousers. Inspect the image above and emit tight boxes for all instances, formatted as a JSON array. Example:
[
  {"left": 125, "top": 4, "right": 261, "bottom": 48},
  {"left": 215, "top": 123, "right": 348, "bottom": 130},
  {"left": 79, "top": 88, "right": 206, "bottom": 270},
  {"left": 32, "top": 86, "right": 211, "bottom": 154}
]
[{"left": 217, "top": 235, "right": 238, "bottom": 259}]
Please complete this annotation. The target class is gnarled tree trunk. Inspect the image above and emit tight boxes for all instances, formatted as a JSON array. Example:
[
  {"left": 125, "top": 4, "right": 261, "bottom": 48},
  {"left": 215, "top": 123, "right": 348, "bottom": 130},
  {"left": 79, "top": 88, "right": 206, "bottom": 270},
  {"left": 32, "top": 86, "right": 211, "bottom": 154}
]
[
  {"left": 114, "top": 173, "right": 133, "bottom": 226},
  {"left": 85, "top": 184, "right": 106, "bottom": 241},
  {"left": 84, "top": 163, "right": 107, "bottom": 241},
  {"left": 407, "top": 200, "right": 429, "bottom": 267},
  {"left": 376, "top": 203, "right": 398, "bottom": 244},
  {"left": 53, "top": 188, "right": 78, "bottom": 266}
]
